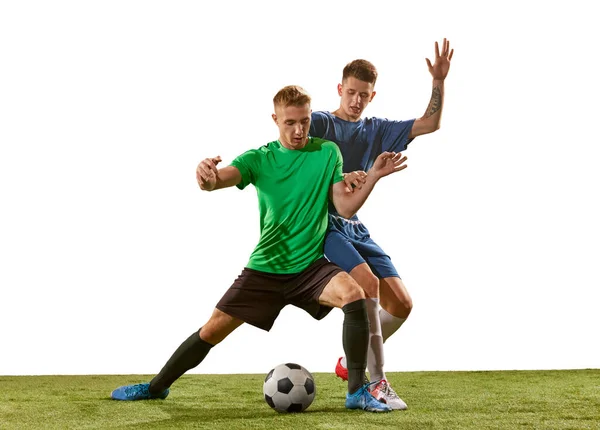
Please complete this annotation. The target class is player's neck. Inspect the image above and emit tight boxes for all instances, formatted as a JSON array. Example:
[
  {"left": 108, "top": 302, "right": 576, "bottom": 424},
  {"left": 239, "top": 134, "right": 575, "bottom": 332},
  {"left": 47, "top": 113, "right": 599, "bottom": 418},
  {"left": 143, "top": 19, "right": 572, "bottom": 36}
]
[
  {"left": 278, "top": 137, "right": 309, "bottom": 150},
  {"left": 331, "top": 108, "right": 362, "bottom": 123}
]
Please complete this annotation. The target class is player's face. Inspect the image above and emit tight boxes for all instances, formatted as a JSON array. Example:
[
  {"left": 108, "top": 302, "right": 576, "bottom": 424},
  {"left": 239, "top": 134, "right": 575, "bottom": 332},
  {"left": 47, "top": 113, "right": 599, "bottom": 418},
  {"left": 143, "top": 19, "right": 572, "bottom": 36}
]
[
  {"left": 338, "top": 77, "right": 376, "bottom": 121},
  {"left": 272, "top": 103, "right": 311, "bottom": 150}
]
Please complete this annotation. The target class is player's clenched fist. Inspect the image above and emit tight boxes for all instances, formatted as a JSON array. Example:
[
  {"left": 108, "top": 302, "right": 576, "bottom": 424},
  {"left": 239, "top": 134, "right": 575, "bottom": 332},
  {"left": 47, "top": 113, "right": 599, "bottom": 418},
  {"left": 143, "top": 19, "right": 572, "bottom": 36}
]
[{"left": 196, "top": 156, "right": 222, "bottom": 191}]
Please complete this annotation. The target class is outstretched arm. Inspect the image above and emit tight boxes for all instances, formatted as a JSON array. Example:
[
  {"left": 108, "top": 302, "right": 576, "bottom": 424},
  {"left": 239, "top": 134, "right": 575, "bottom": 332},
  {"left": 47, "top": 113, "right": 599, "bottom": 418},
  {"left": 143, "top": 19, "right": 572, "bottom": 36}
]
[
  {"left": 330, "top": 152, "right": 408, "bottom": 219},
  {"left": 409, "top": 38, "right": 454, "bottom": 138},
  {"left": 196, "top": 156, "right": 242, "bottom": 191}
]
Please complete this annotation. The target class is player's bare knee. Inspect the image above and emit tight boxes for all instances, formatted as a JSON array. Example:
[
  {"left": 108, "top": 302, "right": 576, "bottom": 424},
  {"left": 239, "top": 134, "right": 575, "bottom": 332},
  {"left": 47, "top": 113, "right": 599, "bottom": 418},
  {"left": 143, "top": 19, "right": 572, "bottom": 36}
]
[
  {"left": 349, "top": 264, "right": 380, "bottom": 298},
  {"left": 397, "top": 300, "right": 413, "bottom": 318},
  {"left": 360, "top": 272, "right": 380, "bottom": 298},
  {"left": 199, "top": 310, "right": 234, "bottom": 345},
  {"left": 340, "top": 279, "right": 365, "bottom": 305},
  {"left": 383, "top": 295, "right": 413, "bottom": 318},
  {"left": 199, "top": 321, "right": 220, "bottom": 345},
  {"left": 398, "top": 293, "right": 413, "bottom": 315}
]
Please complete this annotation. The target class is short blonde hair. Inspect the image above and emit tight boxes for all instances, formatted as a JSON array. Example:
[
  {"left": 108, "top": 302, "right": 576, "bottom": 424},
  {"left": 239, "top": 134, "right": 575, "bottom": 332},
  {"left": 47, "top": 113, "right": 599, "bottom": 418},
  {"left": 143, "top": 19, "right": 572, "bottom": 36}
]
[{"left": 273, "top": 85, "right": 311, "bottom": 108}]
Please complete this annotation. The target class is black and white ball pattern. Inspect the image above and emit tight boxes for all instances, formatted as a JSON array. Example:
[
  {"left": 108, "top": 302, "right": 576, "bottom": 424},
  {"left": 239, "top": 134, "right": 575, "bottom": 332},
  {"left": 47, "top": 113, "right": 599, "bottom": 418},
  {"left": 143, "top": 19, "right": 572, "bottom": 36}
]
[{"left": 263, "top": 363, "right": 316, "bottom": 413}]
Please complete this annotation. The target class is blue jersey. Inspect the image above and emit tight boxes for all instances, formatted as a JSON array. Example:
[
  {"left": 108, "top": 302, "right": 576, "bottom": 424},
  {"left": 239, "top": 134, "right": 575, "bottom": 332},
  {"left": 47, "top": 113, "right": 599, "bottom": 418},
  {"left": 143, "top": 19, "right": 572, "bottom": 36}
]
[
  {"left": 310, "top": 111, "right": 415, "bottom": 173},
  {"left": 310, "top": 111, "right": 415, "bottom": 220}
]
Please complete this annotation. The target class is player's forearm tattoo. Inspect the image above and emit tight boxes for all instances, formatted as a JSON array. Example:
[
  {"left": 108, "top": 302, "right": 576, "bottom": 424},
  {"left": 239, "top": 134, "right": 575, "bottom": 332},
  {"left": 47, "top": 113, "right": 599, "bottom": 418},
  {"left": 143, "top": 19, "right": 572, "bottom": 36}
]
[{"left": 425, "top": 86, "right": 442, "bottom": 118}]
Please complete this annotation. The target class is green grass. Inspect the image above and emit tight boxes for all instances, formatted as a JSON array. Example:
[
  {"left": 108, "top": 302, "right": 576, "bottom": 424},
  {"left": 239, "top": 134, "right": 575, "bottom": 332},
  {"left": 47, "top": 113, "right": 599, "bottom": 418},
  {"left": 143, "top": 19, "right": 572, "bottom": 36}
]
[{"left": 1, "top": 370, "right": 599, "bottom": 429}]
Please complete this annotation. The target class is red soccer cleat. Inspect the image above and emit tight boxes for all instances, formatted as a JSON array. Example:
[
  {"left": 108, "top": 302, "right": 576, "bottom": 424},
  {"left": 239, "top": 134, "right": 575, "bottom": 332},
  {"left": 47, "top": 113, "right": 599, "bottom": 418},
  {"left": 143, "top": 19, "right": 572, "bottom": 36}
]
[{"left": 335, "top": 357, "right": 348, "bottom": 381}]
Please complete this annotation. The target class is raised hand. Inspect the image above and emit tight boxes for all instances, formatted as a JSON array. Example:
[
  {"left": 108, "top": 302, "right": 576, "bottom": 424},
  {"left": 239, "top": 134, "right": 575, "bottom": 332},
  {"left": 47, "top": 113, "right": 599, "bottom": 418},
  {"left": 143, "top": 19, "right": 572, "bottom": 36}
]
[
  {"left": 426, "top": 38, "right": 454, "bottom": 81},
  {"left": 343, "top": 170, "right": 367, "bottom": 192},
  {"left": 196, "top": 156, "right": 222, "bottom": 191},
  {"left": 370, "top": 152, "right": 408, "bottom": 180}
]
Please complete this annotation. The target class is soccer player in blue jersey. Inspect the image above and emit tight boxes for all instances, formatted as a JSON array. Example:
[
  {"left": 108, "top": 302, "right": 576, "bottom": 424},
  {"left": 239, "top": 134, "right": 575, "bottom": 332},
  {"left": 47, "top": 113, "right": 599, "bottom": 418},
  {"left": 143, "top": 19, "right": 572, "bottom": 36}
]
[{"left": 310, "top": 38, "right": 454, "bottom": 410}]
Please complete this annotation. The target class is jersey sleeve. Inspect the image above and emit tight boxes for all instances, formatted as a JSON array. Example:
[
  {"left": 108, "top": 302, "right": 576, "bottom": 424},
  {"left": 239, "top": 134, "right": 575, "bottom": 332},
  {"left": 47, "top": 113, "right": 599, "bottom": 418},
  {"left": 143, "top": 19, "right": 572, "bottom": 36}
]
[
  {"left": 230, "top": 149, "right": 261, "bottom": 190},
  {"left": 310, "top": 111, "right": 329, "bottom": 139},
  {"left": 379, "top": 118, "right": 416, "bottom": 152}
]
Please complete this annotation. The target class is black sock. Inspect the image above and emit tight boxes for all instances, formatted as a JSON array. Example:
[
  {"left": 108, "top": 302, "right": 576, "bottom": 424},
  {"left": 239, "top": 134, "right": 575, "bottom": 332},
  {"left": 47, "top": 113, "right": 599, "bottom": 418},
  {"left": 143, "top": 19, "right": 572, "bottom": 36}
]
[
  {"left": 149, "top": 329, "right": 213, "bottom": 395},
  {"left": 342, "top": 299, "right": 369, "bottom": 394}
]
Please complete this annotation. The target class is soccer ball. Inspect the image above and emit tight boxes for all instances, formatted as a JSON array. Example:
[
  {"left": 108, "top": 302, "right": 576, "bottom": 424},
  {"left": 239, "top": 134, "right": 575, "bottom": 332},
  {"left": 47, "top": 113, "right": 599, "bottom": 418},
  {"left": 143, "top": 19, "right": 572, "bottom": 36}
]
[{"left": 263, "top": 363, "right": 316, "bottom": 413}]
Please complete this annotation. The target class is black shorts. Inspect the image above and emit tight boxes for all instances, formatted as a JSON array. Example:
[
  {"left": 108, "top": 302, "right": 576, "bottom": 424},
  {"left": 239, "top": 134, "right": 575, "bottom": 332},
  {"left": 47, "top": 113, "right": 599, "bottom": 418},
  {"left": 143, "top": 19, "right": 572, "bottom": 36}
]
[{"left": 216, "top": 257, "right": 344, "bottom": 331}]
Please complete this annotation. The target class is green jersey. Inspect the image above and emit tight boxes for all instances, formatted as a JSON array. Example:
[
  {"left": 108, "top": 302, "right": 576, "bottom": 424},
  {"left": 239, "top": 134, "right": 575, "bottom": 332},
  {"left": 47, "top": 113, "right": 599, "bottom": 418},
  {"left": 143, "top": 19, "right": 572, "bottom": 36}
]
[{"left": 230, "top": 137, "right": 344, "bottom": 274}]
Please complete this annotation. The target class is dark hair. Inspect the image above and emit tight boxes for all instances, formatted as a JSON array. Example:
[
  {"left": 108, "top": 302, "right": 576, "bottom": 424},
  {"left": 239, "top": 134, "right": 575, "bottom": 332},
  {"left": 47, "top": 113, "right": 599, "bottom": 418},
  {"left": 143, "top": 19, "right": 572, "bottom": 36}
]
[{"left": 342, "top": 59, "right": 378, "bottom": 85}]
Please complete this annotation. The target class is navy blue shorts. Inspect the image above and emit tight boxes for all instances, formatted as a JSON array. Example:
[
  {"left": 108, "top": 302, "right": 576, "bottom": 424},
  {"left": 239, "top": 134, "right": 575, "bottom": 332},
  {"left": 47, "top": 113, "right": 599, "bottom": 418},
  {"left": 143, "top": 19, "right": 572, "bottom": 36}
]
[{"left": 324, "top": 214, "right": 400, "bottom": 279}]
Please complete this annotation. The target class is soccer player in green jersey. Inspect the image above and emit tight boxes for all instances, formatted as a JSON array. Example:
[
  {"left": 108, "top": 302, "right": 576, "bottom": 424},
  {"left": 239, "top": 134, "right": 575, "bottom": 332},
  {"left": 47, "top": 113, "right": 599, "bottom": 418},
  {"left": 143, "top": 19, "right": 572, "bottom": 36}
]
[{"left": 110, "top": 85, "right": 408, "bottom": 412}]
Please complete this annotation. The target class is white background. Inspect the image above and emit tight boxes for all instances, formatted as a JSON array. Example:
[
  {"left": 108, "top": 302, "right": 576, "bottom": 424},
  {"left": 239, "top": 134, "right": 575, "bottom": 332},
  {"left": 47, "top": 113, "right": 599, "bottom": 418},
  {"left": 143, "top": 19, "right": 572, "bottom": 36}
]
[{"left": 1, "top": 1, "right": 598, "bottom": 376}]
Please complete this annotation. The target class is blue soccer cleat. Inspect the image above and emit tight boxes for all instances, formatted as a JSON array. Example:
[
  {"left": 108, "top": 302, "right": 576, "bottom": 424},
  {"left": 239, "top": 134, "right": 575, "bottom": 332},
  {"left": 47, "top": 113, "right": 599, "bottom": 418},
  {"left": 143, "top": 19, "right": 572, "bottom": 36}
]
[
  {"left": 345, "top": 383, "right": 392, "bottom": 412},
  {"left": 111, "top": 383, "right": 169, "bottom": 401}
]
